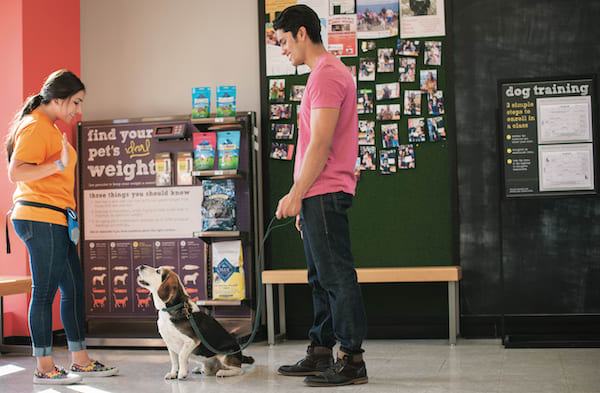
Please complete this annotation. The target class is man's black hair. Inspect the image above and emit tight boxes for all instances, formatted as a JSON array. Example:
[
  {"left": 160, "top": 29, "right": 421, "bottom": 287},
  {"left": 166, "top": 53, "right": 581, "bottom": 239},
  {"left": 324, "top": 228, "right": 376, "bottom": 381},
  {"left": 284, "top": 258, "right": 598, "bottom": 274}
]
[{"left": 272, "top": 5, "right": 322, "bottom": 44}]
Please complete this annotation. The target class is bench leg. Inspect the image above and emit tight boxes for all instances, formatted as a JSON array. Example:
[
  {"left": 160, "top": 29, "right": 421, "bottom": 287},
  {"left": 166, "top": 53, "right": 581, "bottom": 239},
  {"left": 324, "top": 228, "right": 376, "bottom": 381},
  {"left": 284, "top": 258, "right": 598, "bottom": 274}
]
[
  {"left": 266, "top": 284, "right": 275, "bottom": 345},
  {"left": 278, "top": 284, "right": 286, "bottom": 338},
  {"left": 455, "top": 281, "right": 460, "bottom": 336},
  {"left": 0, "top": 296, "right": 30, "bottom": 354},
  {"left": 448, "top": 281, "right": 458, "bottom": 345}
]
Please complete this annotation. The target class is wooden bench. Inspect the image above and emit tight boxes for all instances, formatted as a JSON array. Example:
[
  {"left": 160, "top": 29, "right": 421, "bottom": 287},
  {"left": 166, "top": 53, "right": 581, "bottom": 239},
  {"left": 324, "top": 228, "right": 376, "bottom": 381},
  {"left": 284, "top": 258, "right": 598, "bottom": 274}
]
[
  {"left": 0, "top": 276, "right": 32, "bottom": 354},
  {"left": 262, "top": 266, "right": 462, "bottom": 345}
]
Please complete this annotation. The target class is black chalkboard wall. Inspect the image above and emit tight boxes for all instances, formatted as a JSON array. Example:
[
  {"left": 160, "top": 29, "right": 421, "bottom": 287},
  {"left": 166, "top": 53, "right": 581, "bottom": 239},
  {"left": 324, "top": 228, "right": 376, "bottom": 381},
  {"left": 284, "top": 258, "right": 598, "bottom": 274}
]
[{"left": 453, "top": 0, "right": 600, "bottom": 342}]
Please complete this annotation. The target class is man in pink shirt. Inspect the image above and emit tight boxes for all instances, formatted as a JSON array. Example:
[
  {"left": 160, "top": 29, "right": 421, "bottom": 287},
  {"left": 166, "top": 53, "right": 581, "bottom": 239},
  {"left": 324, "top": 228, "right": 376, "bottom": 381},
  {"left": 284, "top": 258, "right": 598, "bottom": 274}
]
[{"left": 273, "top": 5, "right": 368, "bottom": 387}]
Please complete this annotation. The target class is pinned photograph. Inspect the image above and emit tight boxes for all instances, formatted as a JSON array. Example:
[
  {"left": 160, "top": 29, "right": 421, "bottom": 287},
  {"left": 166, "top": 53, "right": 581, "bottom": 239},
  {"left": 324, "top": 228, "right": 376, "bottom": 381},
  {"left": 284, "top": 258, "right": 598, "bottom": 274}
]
[
  {"left": 270, "top": 143, "right": 295, "bottom": 160},
  {"left": 357, "top": 88, "right": 374, "bottom": 114},
  {"left": 420, "top": 69, "right": 438, "bottom": 93},
  {"left": 359, "top": 120, "right": 375, "bottom": 145},
  {"left": 381, "top": 123, "right": 399, "bottom": 147},
  {"left": 397, "top": 39, "right": 421, "bottom": 56},
  {"left": 399, "top": 57, "right": 417, "bottom": 82},
  {"left": 357, "top": 0, "right": 399, "bottom": 39},
  {"left": 360, "top": 40, "right": 377, "bottom": 53},
  {"left": 403, "top": 0, "right": 435, "bottom": 16},
  {"left": 377, "top": 104, "right": 401, "bottom": 120},
  {"left": 376, "top": 82, "right": 400, "bottom": 100},
  {"left": 424, "top": 41, "right": 442, "bottom": 65},
  {"left": 358, "top": 58, "right": 376, "bottom": 81},
  {"left": 347, "top": 65, "right": 357, "bottom": 86},
  {"left": 330, "top": 0, "right": 356, "bottom": 15},
  {"left": 289, "top": 85, "right": 306, "bottom": 101},
  {"left": 270, "top": 104, "right": 292, "bottom": 120},
  {"left": 359, "top": 145, "right": 377, "bottom": 170},
  {"left": 427, "top": 116, "right": 446, "bottom": 142},
  {"left": 404, "top": 90, "right": 422, "bottom": 115},
  {"left": 269, "top": 79, "right": 286, "bottom": 102},
  {"left": 400, "top": 0, "right": 446, "bottom": 38},
  {"left": 379, "top": 149, "right": 397, "bottom": 174},
  {"left": 271, "top": 124, "right": 295, "bottom": 140},
  {"left": 399, "top": 144, "right": 416, "bottom": 169},
  {"left": 408, "top": 117, "right": 426, "bottom": 142},
  {"left": 377, "top": 48, "right": 395, "bottom": 72},
  {"left": 428, "top": 91, "right": 445, "bottom": 115}
]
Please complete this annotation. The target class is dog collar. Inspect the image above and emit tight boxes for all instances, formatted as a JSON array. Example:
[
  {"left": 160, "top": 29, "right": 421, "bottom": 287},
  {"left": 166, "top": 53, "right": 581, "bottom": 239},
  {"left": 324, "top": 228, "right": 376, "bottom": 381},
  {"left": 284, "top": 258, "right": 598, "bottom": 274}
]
[{"left": 161, "top": 302, "right": 185, "bottom": 312}]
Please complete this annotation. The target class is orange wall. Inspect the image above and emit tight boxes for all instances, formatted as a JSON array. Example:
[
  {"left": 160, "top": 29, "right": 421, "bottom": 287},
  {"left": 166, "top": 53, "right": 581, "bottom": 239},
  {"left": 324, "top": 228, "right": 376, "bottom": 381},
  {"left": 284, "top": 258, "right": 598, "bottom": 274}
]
[{"left": 1, "top": 0, "right": 80, "bottom": 336}]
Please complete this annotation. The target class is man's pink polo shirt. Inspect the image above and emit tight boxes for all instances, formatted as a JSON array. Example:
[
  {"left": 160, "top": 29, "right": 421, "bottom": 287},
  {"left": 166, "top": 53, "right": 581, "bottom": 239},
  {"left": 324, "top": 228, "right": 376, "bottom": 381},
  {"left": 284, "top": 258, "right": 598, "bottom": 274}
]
[{"left": 294, "top": 52, "right": 358, "bottom": 198}]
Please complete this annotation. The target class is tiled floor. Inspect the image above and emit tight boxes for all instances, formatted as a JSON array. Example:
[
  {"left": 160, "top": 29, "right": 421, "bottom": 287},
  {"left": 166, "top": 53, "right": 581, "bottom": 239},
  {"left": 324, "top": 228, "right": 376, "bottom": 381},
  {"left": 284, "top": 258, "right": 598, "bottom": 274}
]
[{"left": 1, "top": 339, "right": 599, "bottom": 393}]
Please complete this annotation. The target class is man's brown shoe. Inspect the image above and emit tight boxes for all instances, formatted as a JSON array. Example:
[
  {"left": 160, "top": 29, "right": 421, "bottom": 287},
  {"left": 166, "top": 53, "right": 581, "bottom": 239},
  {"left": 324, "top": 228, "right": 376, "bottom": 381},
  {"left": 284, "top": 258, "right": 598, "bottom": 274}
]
[
  {"left": 278, "top": 343, "right": 334, "bottom": 376},
  {"left": 304, "top": 353, "right": 368, "bottom": 387}
]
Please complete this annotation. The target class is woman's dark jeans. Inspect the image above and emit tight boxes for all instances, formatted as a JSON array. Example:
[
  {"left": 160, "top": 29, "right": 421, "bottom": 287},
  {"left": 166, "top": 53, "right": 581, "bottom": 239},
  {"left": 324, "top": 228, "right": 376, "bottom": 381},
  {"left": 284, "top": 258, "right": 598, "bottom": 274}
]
[
  {"left": 12, "top": 219, "right": 86, "bottom": 357},
  {"left": 300, "top": 192, "right": 367, "bottom": 354}
]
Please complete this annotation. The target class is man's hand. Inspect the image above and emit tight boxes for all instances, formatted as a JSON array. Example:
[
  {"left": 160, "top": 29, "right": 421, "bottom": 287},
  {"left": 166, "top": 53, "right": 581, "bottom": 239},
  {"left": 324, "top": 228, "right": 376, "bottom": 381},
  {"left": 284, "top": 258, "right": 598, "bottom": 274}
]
[
  {"left": 275, "top": 192, "right": 302, "bottom": 220},
  {"left": 276, "top": 192, "right": 302, "bottom": 220}
]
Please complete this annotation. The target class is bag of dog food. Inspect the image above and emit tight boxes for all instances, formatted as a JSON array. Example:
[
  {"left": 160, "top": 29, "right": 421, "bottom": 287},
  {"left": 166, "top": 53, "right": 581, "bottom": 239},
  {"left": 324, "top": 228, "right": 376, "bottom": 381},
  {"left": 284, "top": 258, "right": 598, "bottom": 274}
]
[
  {"left": 212, "top": 240, "right": 245, "bottom": 300},
  {"left": 201, "top": 179, "right": 236, "bottom": 231}
]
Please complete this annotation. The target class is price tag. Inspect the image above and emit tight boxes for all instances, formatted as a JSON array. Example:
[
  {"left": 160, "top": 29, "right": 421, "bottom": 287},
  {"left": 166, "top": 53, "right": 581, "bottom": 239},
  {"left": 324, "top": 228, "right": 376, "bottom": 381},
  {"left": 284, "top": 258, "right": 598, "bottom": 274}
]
[
  {"left": 214, "top": 170, "right": 224, "bottom": 175},
  {"left": 215, "top": 118, "right": 224, "bottom": 123}
]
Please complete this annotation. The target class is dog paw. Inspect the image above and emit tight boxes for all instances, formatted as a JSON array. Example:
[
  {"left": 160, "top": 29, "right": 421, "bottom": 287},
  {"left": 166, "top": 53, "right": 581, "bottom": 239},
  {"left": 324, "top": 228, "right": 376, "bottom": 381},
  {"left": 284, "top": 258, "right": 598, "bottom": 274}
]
[
  {"left": 192, "top": 366, "right": 203, "bottom": 374},
  {"left": 164, "top": 371, "right": 178, "bottom": 380},
  {"left": 177, "top": 372, "right": 188, "bottom": 380}
]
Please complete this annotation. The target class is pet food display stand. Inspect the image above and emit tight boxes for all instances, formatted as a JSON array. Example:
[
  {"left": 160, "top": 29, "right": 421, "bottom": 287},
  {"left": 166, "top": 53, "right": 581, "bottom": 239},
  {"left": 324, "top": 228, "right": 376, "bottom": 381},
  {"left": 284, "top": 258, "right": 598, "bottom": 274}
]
[{"left": 77, "top": 112, "right": 263, "bottom": 347}]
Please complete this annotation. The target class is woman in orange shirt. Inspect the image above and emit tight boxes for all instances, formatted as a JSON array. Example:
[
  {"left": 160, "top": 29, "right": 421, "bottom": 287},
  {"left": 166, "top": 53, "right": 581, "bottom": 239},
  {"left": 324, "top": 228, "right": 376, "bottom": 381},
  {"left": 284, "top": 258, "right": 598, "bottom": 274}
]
[{"left": 7, "top": 70, "right": 117, "bottom": 385}]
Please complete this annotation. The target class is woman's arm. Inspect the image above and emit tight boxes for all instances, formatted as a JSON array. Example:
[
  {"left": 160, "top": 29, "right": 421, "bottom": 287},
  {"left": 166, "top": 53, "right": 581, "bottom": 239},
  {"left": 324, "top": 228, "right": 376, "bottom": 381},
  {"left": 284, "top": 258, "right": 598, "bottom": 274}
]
[
  {"left": 8, "top": 133, "right": 69, "bottom": 183},
  {"left": 8, "top": 158, "right": 62, "bottom": 183}
]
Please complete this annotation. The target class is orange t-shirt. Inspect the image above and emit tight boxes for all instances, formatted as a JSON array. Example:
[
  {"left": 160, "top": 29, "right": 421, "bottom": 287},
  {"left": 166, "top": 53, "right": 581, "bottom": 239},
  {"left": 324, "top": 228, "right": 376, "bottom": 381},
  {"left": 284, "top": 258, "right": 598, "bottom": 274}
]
[{"left": 10, "top": 110, "right": 77, "bottom": 226}]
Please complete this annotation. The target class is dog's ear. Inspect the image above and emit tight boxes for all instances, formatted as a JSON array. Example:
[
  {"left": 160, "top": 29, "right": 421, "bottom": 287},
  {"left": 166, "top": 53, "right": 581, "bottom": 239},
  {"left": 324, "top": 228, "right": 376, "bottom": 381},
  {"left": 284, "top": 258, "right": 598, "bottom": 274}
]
[{"left": 157, "top": 272, "right": 177, "bottom": 303}]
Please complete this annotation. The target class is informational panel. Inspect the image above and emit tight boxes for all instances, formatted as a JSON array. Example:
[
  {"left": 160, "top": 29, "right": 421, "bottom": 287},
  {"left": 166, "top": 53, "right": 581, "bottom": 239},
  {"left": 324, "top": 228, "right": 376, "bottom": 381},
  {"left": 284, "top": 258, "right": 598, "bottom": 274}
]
[
  {"left": 79, "top": 118, "right": 207, "bottom": 318},
  {"left": 499, "top": 76, "right": 597, "bottom": 198}
]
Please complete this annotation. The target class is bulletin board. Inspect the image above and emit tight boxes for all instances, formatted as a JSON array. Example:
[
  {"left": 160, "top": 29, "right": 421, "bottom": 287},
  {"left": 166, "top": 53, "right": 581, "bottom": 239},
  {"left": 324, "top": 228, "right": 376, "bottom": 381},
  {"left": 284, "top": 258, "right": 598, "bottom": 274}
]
[
  {"left": 498, "top": 76, "right": 598, "bottom": 198},
  {"left": 259, "top": 0, "right": 457, "bottom": 273}
]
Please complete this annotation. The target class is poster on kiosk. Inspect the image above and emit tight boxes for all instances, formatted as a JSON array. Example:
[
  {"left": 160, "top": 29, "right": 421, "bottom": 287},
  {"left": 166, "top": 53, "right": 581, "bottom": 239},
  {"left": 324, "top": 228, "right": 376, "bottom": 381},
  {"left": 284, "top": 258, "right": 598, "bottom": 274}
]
[{"left": 79, "top": 118, "right": 206, "bottom": 318}]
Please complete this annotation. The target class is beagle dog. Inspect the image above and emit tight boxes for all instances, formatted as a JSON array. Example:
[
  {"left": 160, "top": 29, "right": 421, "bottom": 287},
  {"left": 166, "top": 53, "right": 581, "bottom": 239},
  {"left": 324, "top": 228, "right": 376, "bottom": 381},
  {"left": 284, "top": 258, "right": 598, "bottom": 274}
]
[{"left": 136, "top": 265, "right": 254, "bottom": 379}]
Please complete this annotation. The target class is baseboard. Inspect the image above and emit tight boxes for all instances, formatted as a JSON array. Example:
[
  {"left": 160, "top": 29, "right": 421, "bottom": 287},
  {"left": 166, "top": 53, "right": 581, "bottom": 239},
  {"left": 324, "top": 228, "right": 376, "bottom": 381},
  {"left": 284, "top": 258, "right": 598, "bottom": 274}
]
[{"left": 503, "top": 314, "right": 600, "bottom": 348}]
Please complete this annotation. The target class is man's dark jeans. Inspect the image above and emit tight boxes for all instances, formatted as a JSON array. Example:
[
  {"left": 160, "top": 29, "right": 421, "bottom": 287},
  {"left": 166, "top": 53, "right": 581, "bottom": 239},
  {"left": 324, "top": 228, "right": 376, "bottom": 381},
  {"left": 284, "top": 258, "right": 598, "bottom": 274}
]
[{"left": 300, "top": 192, "right": 367, "bottom": 354}]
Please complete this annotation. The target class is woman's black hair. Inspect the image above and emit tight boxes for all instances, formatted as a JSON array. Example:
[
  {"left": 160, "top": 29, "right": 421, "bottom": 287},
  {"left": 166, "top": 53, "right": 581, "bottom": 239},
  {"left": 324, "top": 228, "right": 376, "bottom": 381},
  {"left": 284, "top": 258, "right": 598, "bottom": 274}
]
[
  {"left": 6, "top": 69, "right": 85, "bottom": 162},
  {"left": 273, "top": 5, "right": 322, "bottom": 44}
]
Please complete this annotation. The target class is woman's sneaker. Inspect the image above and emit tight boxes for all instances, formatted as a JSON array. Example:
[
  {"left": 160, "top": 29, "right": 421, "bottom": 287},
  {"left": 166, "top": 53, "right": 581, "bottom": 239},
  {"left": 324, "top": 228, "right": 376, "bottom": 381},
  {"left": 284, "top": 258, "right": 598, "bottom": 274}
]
[
  {"left": 70, "top": 360, "right": 119, "bottom": 377},
  {"left": 33, "top": 366, "right": 82, "bottom": 385}
]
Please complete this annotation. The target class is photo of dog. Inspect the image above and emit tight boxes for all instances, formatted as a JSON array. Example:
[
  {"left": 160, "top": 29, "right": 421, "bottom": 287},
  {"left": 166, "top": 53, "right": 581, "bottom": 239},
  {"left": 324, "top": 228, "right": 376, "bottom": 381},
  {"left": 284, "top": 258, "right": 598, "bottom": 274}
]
[{"left": 136, "top": 265, "right": 254, "bottom": 379}]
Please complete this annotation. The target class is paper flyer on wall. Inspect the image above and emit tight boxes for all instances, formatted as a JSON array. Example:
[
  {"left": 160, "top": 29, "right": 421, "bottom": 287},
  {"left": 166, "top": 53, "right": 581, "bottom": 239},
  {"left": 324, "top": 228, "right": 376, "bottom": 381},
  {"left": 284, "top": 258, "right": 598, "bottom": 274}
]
[
  {"left": 266, "top": 23, "right": 296, "bottom": 76},
  {"left": 297, "top": 0, "right": 328, "bottom": 18},
  {"left": 327, "top": 15, "right": 357, "bottom": 57},
  {"left": 356, "top": 0, "right": 399, "bottom": 39},
  {"left": 400, "top": 0, "right": 446, "bottom": 38},
  {"left": 538, "top": 143, "right": 594, "bottom": 192}
]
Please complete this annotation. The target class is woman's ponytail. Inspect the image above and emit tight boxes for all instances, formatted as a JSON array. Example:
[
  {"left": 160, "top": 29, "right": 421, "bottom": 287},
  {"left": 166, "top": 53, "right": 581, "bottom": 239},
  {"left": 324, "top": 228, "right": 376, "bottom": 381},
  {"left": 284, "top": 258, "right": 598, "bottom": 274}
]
[{"left": 6, "top": 94, "right": 47, "bottom": 162}]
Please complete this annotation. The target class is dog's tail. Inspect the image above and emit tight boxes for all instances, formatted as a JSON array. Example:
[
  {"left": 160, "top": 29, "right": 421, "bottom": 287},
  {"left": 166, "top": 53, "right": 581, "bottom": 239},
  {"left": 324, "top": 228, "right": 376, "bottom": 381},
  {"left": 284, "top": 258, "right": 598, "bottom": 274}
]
[{"left": 241, "top": 355, "right": 255, "bottom": 364}]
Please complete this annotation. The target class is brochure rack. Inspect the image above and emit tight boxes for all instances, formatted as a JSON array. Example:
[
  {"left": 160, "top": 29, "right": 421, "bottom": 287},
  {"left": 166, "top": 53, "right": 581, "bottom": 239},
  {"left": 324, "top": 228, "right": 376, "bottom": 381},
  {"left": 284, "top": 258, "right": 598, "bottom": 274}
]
[{"left": 79, "top": 112, "right": 263, "bottom": 346}]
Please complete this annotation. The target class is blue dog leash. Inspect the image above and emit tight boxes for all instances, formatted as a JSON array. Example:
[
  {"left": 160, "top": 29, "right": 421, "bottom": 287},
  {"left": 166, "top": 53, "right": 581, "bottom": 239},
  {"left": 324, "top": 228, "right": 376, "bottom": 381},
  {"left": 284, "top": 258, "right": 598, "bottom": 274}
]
[{"left": 161, "top": 215, "right": 295, "bottom": 355}]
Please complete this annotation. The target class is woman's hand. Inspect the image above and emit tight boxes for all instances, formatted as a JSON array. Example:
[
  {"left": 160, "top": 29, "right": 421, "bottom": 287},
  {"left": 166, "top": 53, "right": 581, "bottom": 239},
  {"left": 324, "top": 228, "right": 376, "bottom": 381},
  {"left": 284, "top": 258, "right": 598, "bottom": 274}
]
[{"left": 60, "top": 133, "right": 70, "bottom": 168}]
